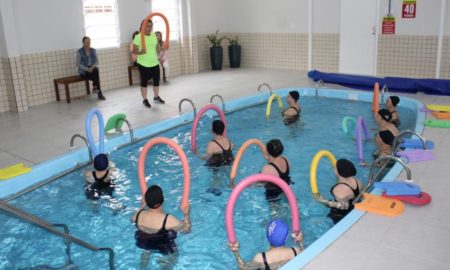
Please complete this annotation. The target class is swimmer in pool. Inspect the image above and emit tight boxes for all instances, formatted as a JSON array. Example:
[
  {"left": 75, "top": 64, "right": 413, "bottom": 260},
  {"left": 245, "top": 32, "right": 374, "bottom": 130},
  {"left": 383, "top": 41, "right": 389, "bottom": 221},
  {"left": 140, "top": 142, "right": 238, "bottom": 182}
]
[
  {"left": 385, "top": 96, "right": 401, "bottom": 127},
  {"left": 203, "top": 120, "right": 234, "bottom": 167},
  {"left": 281, "top": 91, "right": 300, "bottom": 125}
]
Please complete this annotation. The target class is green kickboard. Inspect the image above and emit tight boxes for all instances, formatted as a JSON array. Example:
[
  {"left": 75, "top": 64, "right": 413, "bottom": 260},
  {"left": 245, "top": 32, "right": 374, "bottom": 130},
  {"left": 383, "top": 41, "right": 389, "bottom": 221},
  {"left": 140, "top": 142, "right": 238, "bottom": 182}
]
[
  {"left": 424, "top": 119, "right": 450, "bottom": 129},
  {"left": 105, "top": 113, "right": 126, "bottom": 133}
]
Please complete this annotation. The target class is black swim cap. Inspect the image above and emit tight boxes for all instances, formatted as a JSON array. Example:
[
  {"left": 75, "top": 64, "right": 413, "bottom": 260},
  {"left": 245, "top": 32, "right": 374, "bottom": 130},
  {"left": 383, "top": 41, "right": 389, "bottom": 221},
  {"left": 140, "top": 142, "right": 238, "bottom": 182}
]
[
  {"left": 378, "top": 109, "right": 392, "bottom": 122},
  {"left": 266, "top": 139, "right": 284, "bottom": 157},
  {"left": 212, "top": 120, "right": 225, "bottom": 135},
  {"left": 379, "top": 130, "right": 394, "bottom": 146},
  {"left": 289, "top": 91, "right": 300, "bottom": 101},
  {"left": 336, "top": 159, "right": 357, "bottom": 178},
  {"left": 389, "top": 96, "right": 400, "bottom": 107},
  {"left": 93, "top": 154, "right": 108, "bottom": 171},
  {"left": 145, "top": 185, "right": 164, "bottom": 209}
]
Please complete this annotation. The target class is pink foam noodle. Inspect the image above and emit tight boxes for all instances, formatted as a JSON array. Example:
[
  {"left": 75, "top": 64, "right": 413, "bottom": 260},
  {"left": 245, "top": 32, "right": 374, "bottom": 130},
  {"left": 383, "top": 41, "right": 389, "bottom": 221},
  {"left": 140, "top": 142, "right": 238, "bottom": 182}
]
[
  {"left": 191, "top": 104, "right": 227, "bottom": 153},
  {"left": 225, "top": 174, "right": 300, "bottom": 244},
  {"left": 138, "top": 137, "right": 191, "bottom": 209},
  {"left": 356, "top": 116, "right": 370, "bottom": 165}
]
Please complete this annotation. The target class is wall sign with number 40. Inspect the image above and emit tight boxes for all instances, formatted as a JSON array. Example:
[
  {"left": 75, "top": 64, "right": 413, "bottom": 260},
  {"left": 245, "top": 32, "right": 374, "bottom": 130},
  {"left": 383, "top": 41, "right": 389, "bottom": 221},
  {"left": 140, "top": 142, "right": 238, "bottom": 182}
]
[{"left": 402, "top": 0, "right": 416, "bottom": 18}]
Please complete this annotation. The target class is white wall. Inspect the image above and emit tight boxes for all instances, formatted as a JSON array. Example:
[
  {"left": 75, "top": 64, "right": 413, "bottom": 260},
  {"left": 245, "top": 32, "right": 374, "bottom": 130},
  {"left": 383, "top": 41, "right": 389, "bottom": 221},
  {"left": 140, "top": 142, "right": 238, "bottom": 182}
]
[
  {"left": 379, "top": 0, "right": 441, "bottom": 35},
  {"left": 445, "top": 0, "right": 450, "bottom": 35},
  {"left": 312, "top": 0, "right": 340, "bottom": 33},
  {"left": 12, "top": 0, "right": 85, "bottom": 54},
  {"left": 117, "top": 0, "right": 147, "bottom": 43},
  {"left": 190, "top": 0, "right": 226, "bottom": 35},
  {"left": 0, "top": 9, "right": 7, "bottom": 57},
  {"left": 222, "top": 0, "right": 309, "bottom": 33}
]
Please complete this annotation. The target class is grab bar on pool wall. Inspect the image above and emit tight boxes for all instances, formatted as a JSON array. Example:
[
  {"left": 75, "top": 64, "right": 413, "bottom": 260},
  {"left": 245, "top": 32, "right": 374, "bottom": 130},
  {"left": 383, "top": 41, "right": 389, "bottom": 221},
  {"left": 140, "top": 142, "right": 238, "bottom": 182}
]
[
  {"left": 392, "top": 130, "right": 428, "bottom": 154},
  {"left": 353, "top": 155, "right": 412, "bottom": 204},
  {"left": 315, "top": 80, "right": 324, "bottom": 96},
  {"left": 178, "top": 98, "right": 197, "bottom": 118},
  {"left": 114, "top": 117, "right": 135, "bottom": 143},
  {"left": 257, "top": 83, "right": 273, "bottom": 96},
  {"left": 0, "top": 200, "right": 116, "bottom": 270},
  {"left": 210, "top": 94, "right": 226, "bottom": 112},
  {"left": 381, "top": 84, "right": 389, "bottom": 103},
  {"left": 69, "top": 134, "right": 93, "bottom": 162}
]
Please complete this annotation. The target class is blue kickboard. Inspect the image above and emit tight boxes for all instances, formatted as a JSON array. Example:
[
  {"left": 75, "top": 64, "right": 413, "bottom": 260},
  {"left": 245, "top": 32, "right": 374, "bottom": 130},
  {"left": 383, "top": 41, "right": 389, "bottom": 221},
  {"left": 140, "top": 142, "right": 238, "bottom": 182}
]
[
  {"left": 374, "top": 182, "right": 422, "bottom": 196},
  {"left": 400, "top": 139, "right": 434, "bottom": 150}
]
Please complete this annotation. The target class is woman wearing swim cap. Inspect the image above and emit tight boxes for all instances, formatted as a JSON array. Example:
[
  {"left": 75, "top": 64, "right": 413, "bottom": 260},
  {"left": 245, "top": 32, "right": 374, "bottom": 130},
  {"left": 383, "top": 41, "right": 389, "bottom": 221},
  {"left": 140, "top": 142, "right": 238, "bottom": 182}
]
[
  {"left": 315, "top": 159, "right": 363, "bottom": 224},
  {"left": 385, "top": 96, "right": 401, "bottom": 127},
  {"left": 228, "top": 219, "right": 301, "bottom": 269},
  {"left": 374, "top": 109, "right": 399, "bottom": 136},
  {"left": 281, "top": 91, "right": 301, "bottom": 124},
  {"left": 131, "top": 185, "right": 191, "bottom": 269},
  {"left": 84, "top": 153, "right": 115, "bottom": 201},
  {"left": 203, "top": 120, "right": 234, "bottom": 167},
  {"left": 261, "top": 139, "right": 293, "bottom": 201},
  {"left": 373, "top": 129, "right": 395, "bottom": 159}
]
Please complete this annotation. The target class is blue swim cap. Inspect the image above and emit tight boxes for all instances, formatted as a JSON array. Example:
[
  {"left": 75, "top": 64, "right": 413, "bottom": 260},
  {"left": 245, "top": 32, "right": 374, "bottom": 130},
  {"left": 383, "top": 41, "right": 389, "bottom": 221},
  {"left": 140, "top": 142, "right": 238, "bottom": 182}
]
[
  {"left": 93, "top": 153, "right": 108, "bottom": 171},
  {"left": 266, "top": 219, "right": 289, "bottom": 247}
]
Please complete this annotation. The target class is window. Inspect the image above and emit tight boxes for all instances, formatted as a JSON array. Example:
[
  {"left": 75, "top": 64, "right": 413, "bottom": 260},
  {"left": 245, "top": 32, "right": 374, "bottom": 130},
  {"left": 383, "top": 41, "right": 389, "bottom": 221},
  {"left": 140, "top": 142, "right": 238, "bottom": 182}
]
[
  {"left": 82, "top": 0, "right": 120, "bottom": 48},
  {"left": 151, "top": 0, "right": 181, "bottom": 41}
]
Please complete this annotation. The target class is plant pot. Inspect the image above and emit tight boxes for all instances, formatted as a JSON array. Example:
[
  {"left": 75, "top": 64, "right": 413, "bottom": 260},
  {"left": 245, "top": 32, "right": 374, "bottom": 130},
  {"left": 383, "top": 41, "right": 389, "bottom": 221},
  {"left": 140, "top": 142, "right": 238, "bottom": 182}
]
[
  {"left": 228, "top": 45, "right": 241, "bottom": 68},
  {"left": 210, "top": 46, "right": 223, "bottom": 70}
]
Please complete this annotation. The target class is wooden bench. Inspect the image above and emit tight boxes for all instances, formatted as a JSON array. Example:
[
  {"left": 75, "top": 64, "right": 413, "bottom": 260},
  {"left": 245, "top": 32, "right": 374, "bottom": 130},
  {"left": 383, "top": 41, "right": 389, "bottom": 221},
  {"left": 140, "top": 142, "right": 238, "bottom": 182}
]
[
  {"left": 128, "top": 65, "right": 138, "bottom": 85},
  {"left": 54, "top": 75, "right": 90, "bottom": 103}
]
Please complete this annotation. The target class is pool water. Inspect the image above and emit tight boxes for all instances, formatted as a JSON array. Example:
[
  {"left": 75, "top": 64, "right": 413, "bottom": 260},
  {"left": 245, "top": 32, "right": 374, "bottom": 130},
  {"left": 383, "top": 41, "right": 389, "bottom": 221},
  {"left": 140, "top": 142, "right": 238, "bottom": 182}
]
[{"left": 0, "top": 96, "right": 416, "bottom": 269}]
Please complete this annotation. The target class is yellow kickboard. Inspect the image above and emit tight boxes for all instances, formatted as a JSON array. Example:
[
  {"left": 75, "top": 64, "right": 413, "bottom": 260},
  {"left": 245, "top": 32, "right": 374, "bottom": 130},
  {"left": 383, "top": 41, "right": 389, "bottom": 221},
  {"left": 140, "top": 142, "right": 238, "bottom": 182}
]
[
  {"left": 355, "top": 193, "right": 404, "bottom": 217},
  {"left": 0, "top": 163, "right": 32, "bottom": 180},
  {"left": 427, "top": 105, "right": 450, "bottom": 112}
]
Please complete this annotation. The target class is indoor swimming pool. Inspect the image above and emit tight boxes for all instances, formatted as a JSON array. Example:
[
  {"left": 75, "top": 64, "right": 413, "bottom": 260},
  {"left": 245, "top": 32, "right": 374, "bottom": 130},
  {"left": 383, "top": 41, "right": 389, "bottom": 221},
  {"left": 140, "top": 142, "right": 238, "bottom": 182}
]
[{"left": 0, "top": 88, "right": 421, "bottom": 270}]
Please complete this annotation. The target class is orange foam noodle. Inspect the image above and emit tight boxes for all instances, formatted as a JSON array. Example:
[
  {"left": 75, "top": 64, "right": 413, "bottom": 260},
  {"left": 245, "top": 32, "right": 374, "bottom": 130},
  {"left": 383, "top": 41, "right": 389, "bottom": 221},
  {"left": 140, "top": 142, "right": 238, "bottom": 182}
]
[
  {"left": 140, "top": 12, "right": 170, "bottom": 52},
  {"left": 354, "top": 193, "right": 404, "bottom": 217},
  {"left": 229, "top": 139, "right": 266, "bottom": 186},
  {"left": 372, "top": 82, "right": 379, "bottom": 112},
  {"left": 431, "top": 111, "right": 450, "bottom": 119}
]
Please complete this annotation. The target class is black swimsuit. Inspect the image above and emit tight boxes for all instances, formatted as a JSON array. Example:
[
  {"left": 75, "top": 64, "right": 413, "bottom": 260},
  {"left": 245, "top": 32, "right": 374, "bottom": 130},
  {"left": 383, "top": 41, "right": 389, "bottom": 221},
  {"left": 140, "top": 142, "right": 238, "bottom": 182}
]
[
  {"left": 259, "top": 248, "right": 297, "bottom": 270},
  {"left": 134, "top": 212, "right": 178, "bottom": 254},
  {"left": 283, "top": 107, "right": 300, "bottom": 125},
  {"left": 85, "top": 170, "right": 114, "bottom": 200},
  {"left": 264, "top": 157, "right": 292, "bottom": 201},
  {"left": 390, "top": 110, "right": 401, "bottom": 127},
  {"left": 327, "top": 180, "right": 360, "bottom": 224},
  {"left": 205, "top": 139, "right": 234, "bottom": 167}
]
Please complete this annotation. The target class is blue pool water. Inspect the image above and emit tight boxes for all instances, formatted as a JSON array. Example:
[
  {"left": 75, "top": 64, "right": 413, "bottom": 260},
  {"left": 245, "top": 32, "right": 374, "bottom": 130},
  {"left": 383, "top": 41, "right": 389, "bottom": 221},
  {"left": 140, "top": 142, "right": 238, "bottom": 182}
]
[{"left": 0, "top": 95, "right": 416, "bottom": 269}]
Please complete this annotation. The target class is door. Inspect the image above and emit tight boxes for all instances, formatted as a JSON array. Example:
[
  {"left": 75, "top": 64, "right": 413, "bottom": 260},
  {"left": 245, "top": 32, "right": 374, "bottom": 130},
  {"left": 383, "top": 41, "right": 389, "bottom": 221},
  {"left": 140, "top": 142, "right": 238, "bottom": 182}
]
[{"left": 339, "top": 0, "right": 378, "bottom": 76}]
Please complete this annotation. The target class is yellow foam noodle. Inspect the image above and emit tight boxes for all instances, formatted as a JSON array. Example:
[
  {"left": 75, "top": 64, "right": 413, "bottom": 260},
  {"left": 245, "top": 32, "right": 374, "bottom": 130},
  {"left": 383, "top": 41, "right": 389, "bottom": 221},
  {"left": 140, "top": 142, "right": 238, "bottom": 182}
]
[
  {"left": 265, "top": 94, "right": 283, "bottom": 118},
  {"left": 0, "top": 163, "right": 32, "bottom": 180},
  {"left": 354, "top": 193, "right": 404, "bottom": 217},
  {"left": 427, "top": 105, "right": 450, "bottom": 112}
]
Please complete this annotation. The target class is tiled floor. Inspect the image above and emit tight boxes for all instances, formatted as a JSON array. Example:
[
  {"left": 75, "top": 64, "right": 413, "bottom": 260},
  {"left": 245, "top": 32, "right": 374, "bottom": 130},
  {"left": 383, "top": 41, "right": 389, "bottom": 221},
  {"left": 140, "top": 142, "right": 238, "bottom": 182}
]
[{"left": 1, "top": 68, "right": 449, "bottom": 269}]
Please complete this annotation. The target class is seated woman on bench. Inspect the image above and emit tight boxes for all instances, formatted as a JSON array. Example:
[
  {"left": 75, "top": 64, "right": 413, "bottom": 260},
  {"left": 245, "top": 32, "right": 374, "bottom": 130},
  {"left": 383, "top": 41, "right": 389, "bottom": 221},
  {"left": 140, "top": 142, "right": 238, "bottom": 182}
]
[{"left": 76, "top": 36, "right": 106, "bottom": 100}]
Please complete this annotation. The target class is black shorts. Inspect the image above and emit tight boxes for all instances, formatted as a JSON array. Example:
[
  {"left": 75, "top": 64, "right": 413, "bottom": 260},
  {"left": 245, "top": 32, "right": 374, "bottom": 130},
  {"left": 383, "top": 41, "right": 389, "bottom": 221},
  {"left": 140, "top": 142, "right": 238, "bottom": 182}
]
[{"left": 137, "top": 64, "right": 160, "bottom": 87}]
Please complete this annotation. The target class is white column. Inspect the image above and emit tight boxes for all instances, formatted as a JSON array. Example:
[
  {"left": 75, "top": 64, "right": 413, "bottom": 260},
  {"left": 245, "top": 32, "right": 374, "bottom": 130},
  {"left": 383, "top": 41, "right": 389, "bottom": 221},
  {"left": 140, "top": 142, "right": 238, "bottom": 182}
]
[{"left": 435, "top": 0, "right": 446, "bottom": 79}]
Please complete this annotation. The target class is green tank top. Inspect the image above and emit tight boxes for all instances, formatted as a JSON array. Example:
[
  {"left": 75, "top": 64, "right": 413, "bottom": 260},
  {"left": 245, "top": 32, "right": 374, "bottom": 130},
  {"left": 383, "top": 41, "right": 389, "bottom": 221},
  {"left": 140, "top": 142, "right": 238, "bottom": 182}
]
[{"left": 133, "top": 32, "right": 159, "bottom": 68}]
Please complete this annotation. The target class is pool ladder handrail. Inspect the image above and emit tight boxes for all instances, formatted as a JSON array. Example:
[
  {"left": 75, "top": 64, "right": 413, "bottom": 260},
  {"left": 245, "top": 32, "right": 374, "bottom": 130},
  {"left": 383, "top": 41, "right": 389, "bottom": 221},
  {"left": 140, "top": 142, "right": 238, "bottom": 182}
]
[
  {"left": 114, "top": 117, "right": 135, "bottom": 143},
  {"left": 178, "top": 98, "right": 197, "bottom": 117},
  {"left": 210, "top": 94, "right": 226, "bottom": 112},
  {"left": 381, "top": 84, "right": 389, "bottom": 103},
  {"left": 257, "top": 83, "right": 273, "bottom": 96},
  {"left": 0, "top": 200, "right": 115, "bottom": 270},
  {"left": 69, "top": 134, "right": 93, "bottom": 162},
  {"left": 392, "top": 130, "right": 428, "bottom": 155},
  {"left": 352, "top": 155, "right": 412, "bottom": 204},
  {"left": 315, "top": 80, "right": 324, "bottom": 96}
]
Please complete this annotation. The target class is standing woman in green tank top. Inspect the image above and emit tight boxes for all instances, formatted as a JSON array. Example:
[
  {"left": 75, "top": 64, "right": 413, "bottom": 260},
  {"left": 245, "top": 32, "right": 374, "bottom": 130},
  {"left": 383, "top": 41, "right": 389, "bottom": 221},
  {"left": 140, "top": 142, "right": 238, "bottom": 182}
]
[{"left": 132, "top": 20, "right": 165, "bottom": 108}]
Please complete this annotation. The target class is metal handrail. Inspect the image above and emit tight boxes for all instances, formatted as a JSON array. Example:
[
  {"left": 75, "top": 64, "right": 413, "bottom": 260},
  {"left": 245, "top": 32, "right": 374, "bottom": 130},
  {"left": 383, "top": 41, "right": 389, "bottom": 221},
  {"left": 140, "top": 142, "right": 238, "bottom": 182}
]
[
  {"left": 315, "top": 80, "right": 324, "bottom": 96},
  {"left": 0, "top": 200, "right": 115, "bottom": 270},
  {"left": 257, "top": 83, "right": 273, "bottom": 96},
  {"left": 353, "top": 155, "right": 412, "bottom": 204},
  {"left": 114, "top": 117, "right": 134, "bottom": 143},
  {"left": 69, "top": 134, "right": 93, "bottom": 162},
  {"left": 210, "top": 94, "right": 225, "bottom": 112},
  {"left": 178, "top": 98, "right": 197, "bottom": 117},
  {"left": 392, "top": 130, "right": 428, "bottom": 154},
  {"left": 381, "top": 84, "right": 389, "bottom": 103}
]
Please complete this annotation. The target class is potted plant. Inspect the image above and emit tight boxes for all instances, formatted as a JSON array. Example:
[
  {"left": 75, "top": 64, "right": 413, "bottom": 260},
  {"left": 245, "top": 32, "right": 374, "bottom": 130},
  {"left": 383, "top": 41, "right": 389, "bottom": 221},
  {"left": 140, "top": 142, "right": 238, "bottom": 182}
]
[
  {"left": 227, "top": 36, "right": 241, "bottom": 68},
  {"left": 207, "top": 30, "right": 226, "bottom": 70}
]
